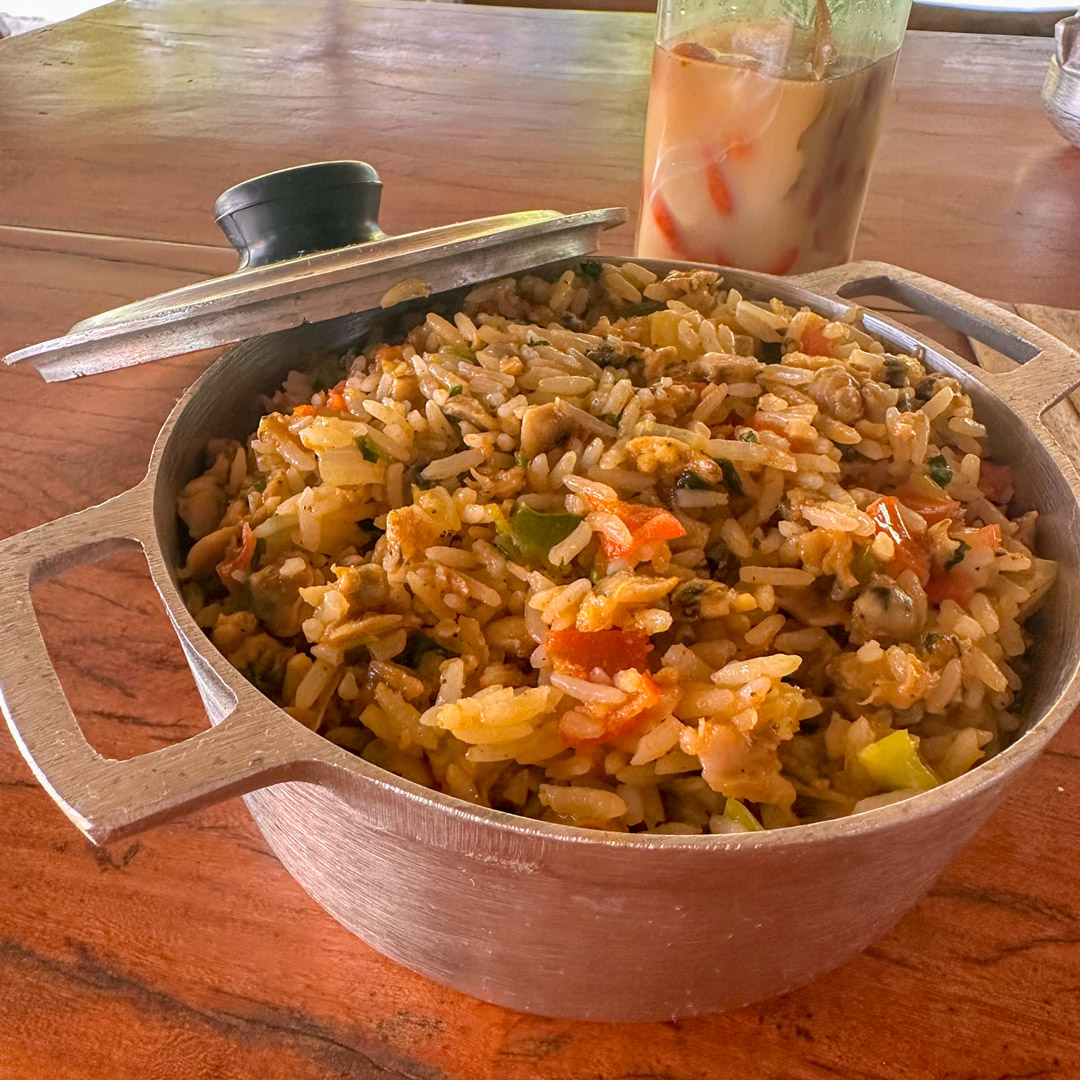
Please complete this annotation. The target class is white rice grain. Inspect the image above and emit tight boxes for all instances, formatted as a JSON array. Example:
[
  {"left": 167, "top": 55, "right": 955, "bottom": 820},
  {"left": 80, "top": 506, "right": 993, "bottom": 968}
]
[
  {"left": 539, "top": 784, "right": 627, "bottom": 821},
  {"left": 739, "top": 566, "right": 814, "bottom": 586},
  {"left": 712, "top": 654, "right": 802, "bottom": 686},
  {"left": 549, "top": 521, "right": 593, "bottom": 567},
  {"left": 921, "top": 386, "right": 955, "bottom": 420},
  {"left": 564, "top": 474, "right": 619, "bottom": 504},
  {"left": 744, "top": 613, "right": 786, "bottom": 648},
  {"left": 421, "top": 448, "right": 486, "bottom": 480},
  {"left": 538, "top": 376, "right": 595, "bottom": 395}
]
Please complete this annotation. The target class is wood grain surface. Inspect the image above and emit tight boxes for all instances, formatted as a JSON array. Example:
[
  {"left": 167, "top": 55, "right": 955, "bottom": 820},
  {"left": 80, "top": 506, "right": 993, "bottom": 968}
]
[{"left": 1, "top": 4, "right": 1079, "bottom": 1078}]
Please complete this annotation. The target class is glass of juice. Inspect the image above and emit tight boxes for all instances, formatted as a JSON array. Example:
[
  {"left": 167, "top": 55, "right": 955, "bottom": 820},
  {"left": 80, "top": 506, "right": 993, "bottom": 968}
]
[{"left": 637, "top": 0, "right": 912, "bottom": 274}]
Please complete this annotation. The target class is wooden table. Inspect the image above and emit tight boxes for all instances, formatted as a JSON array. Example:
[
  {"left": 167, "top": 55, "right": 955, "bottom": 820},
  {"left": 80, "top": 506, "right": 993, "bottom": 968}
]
[{"left": 1, "top": 5, "right": 1079, "bottom": 1077}]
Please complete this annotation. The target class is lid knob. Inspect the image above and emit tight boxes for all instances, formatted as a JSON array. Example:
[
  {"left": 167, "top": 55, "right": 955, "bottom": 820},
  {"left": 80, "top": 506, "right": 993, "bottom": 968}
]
[{"left": 214, "top": 161, "right": 387, "bottom": 269}]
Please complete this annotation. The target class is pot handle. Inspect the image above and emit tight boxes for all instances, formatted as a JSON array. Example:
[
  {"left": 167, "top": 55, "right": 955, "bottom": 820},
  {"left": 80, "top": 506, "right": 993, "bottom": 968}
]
[
  {"left": 0, "top": 484, "right": 318, "bottom": 844},
  {"left": 788, "top": 260, "right": 1080, "bottom": 420}
]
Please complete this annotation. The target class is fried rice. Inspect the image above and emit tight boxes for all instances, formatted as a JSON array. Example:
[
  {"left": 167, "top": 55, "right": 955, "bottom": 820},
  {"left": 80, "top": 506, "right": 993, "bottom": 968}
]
[{"left": 175, "top": 261, "right": 1057, "bottom": 834}]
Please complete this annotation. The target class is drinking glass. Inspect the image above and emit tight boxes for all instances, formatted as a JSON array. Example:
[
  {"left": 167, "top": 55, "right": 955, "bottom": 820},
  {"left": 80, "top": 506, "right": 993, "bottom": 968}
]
[{"left": 637, "top": 0, "right": 912, "bottom": 274}]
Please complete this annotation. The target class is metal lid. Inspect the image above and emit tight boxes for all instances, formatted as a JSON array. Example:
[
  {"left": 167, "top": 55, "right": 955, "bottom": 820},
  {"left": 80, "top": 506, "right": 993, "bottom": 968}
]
[
  {"left": 1044, "top": 15, "right": 1080, "bottom": 148},
  {"left": 1055, "top": 12, "right": 1080, "bottom": 74},
  {"left": 6, "top": 161, "right": 626, "bottom": 382}
]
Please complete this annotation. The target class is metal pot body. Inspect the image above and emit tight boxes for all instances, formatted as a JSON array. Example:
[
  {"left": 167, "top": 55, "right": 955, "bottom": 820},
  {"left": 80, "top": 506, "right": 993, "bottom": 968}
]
[
  {"left": 243, "top": 769, "right": 1007, "bottom": 1019},
  {"left": 3, "top": 259, "right": 1080, "bottom": 1020}
]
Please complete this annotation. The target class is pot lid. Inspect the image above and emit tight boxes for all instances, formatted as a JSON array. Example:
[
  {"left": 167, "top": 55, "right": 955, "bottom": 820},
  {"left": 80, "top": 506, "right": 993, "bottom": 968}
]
[
  {"left": 6, "top": 161, "right": 626, "bottom": 382},
  {"left": 1056, "top": 13, "right": 1080, "bottom": 75}
]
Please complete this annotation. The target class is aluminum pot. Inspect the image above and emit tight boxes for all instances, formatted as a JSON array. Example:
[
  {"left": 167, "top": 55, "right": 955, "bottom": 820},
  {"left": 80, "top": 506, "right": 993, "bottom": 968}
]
[{"left": 2, "top": 256, "right": 1080, "bottom": 1021}]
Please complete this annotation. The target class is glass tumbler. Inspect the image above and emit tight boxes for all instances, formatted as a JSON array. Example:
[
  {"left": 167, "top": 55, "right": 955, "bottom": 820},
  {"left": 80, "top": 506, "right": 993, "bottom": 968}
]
[{"left": 636, "top": 0, "right": 912, "bottom": 274}]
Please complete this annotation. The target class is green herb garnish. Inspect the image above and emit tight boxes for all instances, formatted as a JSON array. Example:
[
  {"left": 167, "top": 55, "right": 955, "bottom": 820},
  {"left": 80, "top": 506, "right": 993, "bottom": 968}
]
[
  {"left": 628, "top": 298, "right": 666, "bottom": 317},
  {"left": 715, "top": 458, "right": 744, "bottom": 497},
  {"left": 447, "top": 385, "right": 463, "bottom": 398},
  {"left": 927, "top": 454, "right": 953, "bottom": 488},
  {"left": 675, "top": 470, "right": 711, "bottom": 491},
  {"left": 739, "top": 430, "right": 759, "bottom": 443},
  {"left": 250, "top": 473, "right": 268, "bottom": 492},
  {"left": 945, "top": 539, "right": 970, "bottom": 571},
  {"left": 355, "top": 435, "right": 382, "bottom": 462},
  {"left": 527, "top": 338, "right": 550, "bottom": 348}
]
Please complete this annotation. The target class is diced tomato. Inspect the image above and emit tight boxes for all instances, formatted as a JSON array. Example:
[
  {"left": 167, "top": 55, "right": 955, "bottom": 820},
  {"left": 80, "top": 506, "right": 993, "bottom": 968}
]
[
  {"left": 325, "top": 391, "right": 347, "bottom": 412},
  {"left": 599, "top": 501, "right": 687, "bottom": 560},
  {"left": 766, "top": 245, "right": 800, "bottom": 276},
  {"left": 868, "top": 496, "right": 931, "bottom": 584},
  {"left": 970, "top": 523, "right": 1002, "bottom": 549},
  {"left": 617, "top": 501, "right": 686, "bottom": 538},
  {"left": 547, "top": 628, "right": 651, "bottom": 678},
  {"left": 726, "top": 139, "right": 753, "bottom": 161},
  {"left": 926, "top": 569, "right": 977, "bottom": 607},
  {"left": 559, "top": 671, "right": 663, "bottom": 748},
  {"left": 797, "top": 313, "right": 836, "bottom": 359},
  {"left": 217, "top": 522, "right": 257, "bottom": 583},
  {"left": 892, "top": 485, "right": 961, "bottom": 526},
  {"left": 292, "top": 404, "right": 317, "bottom": 417},
  {"left": 704, "top": 157, "right": 734, "bottom": 216},
  {"left": 979, "top": 462, "right": 1014, "bottom": 504}
]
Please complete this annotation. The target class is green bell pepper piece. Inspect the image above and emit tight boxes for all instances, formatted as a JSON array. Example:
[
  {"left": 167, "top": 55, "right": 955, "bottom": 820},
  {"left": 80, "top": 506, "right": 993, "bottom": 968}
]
[
  {"left": 510, "top": 504, "right": 583, "bottom": 562},
  {"left": 857, "top": 730, "right": 940, "bottom": 792},
  {"left": 723, "top": 798, "right": 764, "bottom": 832}
]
